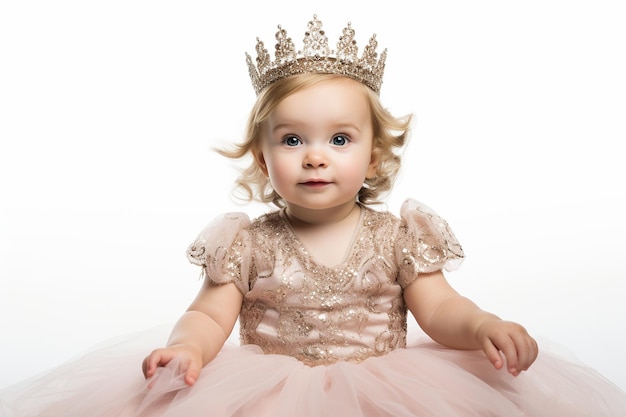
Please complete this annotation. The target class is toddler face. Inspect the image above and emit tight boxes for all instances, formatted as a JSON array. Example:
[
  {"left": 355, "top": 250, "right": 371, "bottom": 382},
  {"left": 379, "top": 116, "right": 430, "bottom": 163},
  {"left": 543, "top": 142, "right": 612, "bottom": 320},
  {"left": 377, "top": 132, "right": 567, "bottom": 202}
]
[{"left": 257, "top": 77, "right": 378, "bottom": 212}]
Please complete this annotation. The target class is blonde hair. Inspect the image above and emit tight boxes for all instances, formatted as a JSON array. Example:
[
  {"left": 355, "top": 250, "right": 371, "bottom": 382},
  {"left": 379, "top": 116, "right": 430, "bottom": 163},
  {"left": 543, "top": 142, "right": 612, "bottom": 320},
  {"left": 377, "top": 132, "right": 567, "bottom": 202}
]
[{"left": 218, "top": 73, "right": 412, "bottom": 207}]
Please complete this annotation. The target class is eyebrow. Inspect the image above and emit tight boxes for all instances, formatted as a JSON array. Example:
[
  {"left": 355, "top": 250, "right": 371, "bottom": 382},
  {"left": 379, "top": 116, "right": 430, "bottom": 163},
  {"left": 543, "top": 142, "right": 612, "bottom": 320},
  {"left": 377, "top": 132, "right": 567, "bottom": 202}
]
[{"left": 271, "top": 122, "right": 361, "bottom": 133}]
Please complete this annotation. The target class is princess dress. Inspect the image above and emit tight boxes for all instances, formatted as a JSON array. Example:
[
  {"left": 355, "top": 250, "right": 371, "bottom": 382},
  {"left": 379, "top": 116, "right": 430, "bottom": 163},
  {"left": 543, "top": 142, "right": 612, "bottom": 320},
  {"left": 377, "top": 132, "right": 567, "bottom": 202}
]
[{"left": 1, "top": 199, "right": 625, "bottom": 417}]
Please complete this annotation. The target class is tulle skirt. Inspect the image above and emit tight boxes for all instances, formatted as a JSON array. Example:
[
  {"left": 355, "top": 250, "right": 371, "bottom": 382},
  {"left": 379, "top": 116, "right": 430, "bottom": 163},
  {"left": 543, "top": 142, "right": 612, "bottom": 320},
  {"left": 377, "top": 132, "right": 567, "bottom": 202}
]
[{"left": 1, "top": 325, "right": 625, "bottom": 417}]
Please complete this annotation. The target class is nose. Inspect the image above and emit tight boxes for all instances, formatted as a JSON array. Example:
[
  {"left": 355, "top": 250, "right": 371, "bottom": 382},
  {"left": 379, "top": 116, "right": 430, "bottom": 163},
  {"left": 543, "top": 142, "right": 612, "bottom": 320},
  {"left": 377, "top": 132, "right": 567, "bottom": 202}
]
[{"left": 303, "top": 145, "right": 327, "bottom": 168}]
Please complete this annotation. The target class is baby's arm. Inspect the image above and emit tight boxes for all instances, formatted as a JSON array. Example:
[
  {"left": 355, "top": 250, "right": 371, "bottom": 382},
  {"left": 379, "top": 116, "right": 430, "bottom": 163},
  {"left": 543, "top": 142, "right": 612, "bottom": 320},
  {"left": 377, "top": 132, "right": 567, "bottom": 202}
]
[
  {"left": 404, "top": 270, "right": 538, "bottom": 376},
  {"left": 142, "top": 281, "right": 243, "bottom": 386}
]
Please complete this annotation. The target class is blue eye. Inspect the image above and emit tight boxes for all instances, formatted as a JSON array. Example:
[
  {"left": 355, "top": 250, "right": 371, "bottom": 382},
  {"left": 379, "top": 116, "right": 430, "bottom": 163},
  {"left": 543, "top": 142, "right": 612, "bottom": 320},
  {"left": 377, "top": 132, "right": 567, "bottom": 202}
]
[
  {"left": 283, "top": 136, "right": 301, "bottom": 146},
  {"left": 331, "top": 135, "right": 349, "bottom": 146}
]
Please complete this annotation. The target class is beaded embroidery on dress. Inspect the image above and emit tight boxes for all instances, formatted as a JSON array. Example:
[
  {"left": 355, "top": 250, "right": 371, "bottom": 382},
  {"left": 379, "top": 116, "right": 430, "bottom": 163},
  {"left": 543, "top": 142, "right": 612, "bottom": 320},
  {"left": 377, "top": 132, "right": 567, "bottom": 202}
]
[
  {"left": 2, "top": 14, "right": 626, "bottom": 417},
  {"left": 1, "top": 199, "right": 626, "bottom": 416}
]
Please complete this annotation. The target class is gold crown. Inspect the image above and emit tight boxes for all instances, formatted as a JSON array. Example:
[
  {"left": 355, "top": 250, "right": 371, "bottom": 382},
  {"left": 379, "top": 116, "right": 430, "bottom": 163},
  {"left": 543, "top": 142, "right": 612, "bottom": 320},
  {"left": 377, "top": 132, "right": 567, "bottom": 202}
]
[{"left": 245, "top": 15, "right": 387, "bottom": 95}]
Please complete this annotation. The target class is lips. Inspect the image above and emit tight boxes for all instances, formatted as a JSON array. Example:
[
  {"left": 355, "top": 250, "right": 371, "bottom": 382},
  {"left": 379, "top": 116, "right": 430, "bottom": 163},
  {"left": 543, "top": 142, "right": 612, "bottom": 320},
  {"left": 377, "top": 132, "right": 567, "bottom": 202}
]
[{"left": 300, "top": 179, "right": 331, "bottom": 187}]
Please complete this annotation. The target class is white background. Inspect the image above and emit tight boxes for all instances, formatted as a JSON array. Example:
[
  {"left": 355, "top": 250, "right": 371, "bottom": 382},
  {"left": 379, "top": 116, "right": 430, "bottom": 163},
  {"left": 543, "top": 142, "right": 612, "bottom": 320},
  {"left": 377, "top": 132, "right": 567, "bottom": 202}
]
[{"left": 1, "top": 0, "right": 625, "bottom": 393}]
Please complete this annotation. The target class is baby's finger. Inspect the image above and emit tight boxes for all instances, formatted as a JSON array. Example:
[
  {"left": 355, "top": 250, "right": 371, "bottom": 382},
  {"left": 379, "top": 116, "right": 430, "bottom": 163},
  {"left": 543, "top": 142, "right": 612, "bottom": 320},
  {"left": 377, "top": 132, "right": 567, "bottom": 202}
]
[
  {"left": 512, "top": 334, "right": 538, "bottom": 371},
  {"left": 142, "top": 353, "right": 161, "bottom": 379},
  {"left": 496, "top": 336, "right": 522, "bottom": 376},
  {"left": 147, "top": 353, "right": 164, "bottom": 377},
  {"left": 183, "top": 357, "right": 203, "bottom": 386},
  {"left": 141, "top": 356, "right": 150, "bottom": 378},
  {"left": 482, "top": 339, "right": 504, "bottom": 370},
  {"left": 143, "top": 350, "right": 173, "bottom": 379}
]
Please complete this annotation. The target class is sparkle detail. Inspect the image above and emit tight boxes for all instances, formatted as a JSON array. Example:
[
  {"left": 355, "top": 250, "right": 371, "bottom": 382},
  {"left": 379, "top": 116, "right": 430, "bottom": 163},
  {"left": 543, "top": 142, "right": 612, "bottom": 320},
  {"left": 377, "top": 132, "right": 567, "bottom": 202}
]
[{"left": 246, "top": 15, "right": 387, "bottom": 95}]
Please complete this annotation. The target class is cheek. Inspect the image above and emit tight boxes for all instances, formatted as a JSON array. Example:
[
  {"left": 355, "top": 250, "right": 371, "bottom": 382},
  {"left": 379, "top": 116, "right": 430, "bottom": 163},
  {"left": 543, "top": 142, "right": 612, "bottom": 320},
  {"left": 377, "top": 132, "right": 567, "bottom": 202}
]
[
  {"left": 346, "top": 153, "right": 375, "bottom": 183},
  {"left": 346, "top": 167, "right": 369, "bottom": 186},
  {"left": 265, "top": 155, "right": 295, "bottom": 187}
]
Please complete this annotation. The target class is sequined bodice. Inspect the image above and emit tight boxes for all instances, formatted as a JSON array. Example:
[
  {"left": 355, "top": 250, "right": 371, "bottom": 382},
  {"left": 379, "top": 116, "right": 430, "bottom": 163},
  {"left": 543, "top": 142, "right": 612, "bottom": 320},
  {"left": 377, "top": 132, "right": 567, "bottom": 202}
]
[
  {"left": 236, "top": 208, "right": 406, "bottom": 365},
  {"left": 186, "top": 199, "right": 464, "bottom": 366}
]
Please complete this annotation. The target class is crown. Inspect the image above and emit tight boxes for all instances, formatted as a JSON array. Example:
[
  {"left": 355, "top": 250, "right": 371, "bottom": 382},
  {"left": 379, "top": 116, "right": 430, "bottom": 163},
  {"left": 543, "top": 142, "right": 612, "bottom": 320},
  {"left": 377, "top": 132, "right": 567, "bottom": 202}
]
[{"left": 245, "top": 15, "right": 387, "bottom": 95}]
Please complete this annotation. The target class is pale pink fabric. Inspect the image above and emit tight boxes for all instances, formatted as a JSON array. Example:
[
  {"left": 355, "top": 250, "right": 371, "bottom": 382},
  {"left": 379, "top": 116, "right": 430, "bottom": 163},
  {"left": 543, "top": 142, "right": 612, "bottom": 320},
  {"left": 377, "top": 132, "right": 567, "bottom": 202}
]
[{"left": 1, "top": 199, "right": 625, "bottom": 416}]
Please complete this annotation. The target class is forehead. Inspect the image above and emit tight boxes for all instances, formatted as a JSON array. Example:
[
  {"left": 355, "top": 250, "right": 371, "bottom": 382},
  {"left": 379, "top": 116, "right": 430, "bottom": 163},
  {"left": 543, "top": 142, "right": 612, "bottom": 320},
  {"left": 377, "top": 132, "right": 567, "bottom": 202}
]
[{"left": 269, "top": 78, "right": 371, "bottom": 127}]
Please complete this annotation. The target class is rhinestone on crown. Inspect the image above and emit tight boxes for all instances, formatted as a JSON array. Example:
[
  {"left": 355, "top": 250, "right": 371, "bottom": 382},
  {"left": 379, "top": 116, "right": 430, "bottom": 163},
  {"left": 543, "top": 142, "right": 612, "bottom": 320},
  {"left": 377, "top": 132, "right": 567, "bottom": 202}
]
[{"left": 246, "top": 15, "right": 387, "bottom": 95}]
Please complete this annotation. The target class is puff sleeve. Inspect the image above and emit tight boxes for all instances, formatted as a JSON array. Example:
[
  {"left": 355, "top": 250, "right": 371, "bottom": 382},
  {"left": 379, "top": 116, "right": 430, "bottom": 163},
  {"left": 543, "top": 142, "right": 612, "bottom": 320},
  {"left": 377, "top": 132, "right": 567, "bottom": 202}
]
[
  {"left": 186, "top": 212, "right": 252, "bottom": 295},
  {"left": 395, "top": 199, "right": 465, "bottom": 288}
]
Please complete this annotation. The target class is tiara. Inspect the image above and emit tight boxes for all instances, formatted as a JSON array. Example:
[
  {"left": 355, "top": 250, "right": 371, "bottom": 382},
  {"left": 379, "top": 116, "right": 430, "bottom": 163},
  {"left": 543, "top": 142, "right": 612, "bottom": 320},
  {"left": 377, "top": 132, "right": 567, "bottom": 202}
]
[{"left": 245, "top": 15, "right": 387, "bottom": 95}]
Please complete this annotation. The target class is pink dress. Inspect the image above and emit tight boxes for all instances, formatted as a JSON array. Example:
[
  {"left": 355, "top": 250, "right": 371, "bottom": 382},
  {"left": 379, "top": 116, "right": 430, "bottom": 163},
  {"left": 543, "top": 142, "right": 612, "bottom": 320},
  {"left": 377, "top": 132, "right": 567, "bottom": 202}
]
[{"left": 1, "top": 199, "right": 625, "bottom": 416}]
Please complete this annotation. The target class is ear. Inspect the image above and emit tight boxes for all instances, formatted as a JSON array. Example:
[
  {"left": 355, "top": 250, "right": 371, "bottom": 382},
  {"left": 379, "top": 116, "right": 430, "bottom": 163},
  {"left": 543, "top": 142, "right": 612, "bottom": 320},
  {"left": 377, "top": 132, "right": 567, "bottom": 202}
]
[
  {"left": 365, "top": 147, "right": 380, "bottom": 179},
  {"left": 253, "top": 148, "right": 269, "bottom": 177}
]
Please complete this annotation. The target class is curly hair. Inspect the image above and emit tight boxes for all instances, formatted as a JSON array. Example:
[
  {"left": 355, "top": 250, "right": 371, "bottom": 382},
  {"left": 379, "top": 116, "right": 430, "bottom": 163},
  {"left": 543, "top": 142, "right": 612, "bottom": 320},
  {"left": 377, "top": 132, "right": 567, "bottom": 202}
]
[{"left": 217, "top": 73, "right": 412, "bottom": 207}]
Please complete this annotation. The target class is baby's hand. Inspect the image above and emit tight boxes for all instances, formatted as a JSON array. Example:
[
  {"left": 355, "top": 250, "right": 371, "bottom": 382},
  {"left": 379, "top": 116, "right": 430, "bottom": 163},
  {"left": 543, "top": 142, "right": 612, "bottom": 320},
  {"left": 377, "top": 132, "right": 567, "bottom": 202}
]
[
  {"left": 142, "top": 344, "right": 203, "bottom": 386},
  {"left": 476, "top": 319, "right": 538, "bottom": 376}
]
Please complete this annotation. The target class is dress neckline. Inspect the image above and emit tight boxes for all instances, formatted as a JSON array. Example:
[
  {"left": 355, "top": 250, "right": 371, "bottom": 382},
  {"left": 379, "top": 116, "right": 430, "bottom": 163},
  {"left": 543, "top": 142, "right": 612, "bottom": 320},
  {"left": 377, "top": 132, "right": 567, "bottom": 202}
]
[{"left": 279, "top": 204, "right": 366, "bottom": 270}]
